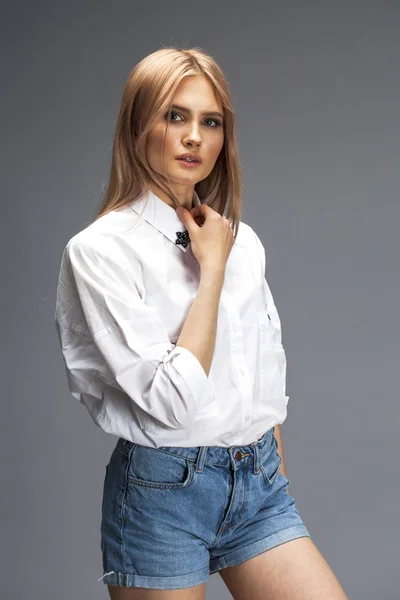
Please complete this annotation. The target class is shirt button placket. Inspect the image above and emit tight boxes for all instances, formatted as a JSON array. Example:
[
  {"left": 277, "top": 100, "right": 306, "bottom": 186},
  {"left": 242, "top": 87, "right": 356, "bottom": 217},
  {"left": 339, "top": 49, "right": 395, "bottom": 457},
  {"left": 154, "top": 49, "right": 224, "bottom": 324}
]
[{"left": 230, "top": 321, "right": 252, "bottom": 430}]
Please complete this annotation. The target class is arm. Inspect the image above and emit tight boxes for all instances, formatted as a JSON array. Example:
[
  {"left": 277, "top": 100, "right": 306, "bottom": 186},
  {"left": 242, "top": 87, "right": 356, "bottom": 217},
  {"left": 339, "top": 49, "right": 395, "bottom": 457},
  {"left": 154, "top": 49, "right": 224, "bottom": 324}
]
[
  {"left": 274, "top": 424, "right": 286, "bottom": 476},
  {"left": 252, "top": 229, "right": 290, "bottom": 492},
  {"left": 176, "top": 264, "right": 224, "bottom": 377},
  {"left": 274, "top": 424, "right": 290, "bottom": 494},
  {"left": 60, "top": 239, "right": 222, "bottom": 430}
]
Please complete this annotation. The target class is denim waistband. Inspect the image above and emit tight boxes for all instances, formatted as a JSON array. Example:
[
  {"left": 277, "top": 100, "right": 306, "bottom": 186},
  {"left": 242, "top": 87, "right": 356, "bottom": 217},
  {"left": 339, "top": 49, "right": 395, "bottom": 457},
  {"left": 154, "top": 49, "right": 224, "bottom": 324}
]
[{"left": 116, "top": 426, "right": 276, "bottom": 475}]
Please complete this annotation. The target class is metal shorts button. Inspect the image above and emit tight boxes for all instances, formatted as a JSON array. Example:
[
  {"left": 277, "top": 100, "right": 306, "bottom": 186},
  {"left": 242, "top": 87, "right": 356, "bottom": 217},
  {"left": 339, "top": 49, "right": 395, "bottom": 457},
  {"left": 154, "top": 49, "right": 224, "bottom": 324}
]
[{"left": 235, "top": 450, "right": 250, "bottom": 461}]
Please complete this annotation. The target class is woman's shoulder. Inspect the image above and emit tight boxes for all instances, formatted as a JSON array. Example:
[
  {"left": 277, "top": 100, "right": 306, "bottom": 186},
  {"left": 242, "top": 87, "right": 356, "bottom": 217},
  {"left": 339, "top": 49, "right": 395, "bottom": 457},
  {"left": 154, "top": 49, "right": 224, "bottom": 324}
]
[
  {"left": 66, "top": 208, "right": 142, "bottom": 255},
  {"left": 233, "top": 219, "right": 252, "bottom": 243}
]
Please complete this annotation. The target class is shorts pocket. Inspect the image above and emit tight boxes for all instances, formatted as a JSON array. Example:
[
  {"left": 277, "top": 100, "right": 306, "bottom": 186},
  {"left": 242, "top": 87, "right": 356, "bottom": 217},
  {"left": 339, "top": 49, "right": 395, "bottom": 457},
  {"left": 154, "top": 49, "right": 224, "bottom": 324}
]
[
  {"left": 101, "top": 464, "right": 109, "bottom": 514},
  {"left": 127, "top": 445, "right": 195, "bottom": 489},
  {"left": 259, "top": 434, "right": 282, "bottom": 485}
]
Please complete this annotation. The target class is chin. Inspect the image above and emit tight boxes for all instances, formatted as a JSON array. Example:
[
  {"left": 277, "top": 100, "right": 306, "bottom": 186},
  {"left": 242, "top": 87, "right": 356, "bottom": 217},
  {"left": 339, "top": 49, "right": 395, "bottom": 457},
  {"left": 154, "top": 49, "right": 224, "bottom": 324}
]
[{"left": 169, "top": 168, "right": 202, "bottom": 180}]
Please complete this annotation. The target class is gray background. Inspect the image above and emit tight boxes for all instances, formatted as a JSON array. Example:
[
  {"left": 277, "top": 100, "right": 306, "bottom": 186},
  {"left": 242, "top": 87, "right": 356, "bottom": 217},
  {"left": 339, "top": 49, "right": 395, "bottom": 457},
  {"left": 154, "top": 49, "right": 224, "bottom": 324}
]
[{"left": 2, "top": 1, "right": 399, "bottom": 598}]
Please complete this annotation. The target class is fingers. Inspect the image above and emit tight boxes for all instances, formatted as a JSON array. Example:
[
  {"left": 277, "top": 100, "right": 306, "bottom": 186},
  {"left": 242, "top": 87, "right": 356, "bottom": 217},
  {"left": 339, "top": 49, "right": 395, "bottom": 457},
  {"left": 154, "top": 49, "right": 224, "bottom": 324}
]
[
  {"left": 176, "top": 207, "right": 198, "bottom": 233},
  {"left": 176, "top": 204, "right": 225, "bottom": 232}
]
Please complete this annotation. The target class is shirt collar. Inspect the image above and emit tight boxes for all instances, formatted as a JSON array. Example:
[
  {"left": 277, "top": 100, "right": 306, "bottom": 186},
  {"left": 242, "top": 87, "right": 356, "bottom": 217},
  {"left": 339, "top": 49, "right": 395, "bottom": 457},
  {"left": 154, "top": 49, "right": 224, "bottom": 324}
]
[{"left": 129, "top": 188, "right": 202, "bottom": 252}]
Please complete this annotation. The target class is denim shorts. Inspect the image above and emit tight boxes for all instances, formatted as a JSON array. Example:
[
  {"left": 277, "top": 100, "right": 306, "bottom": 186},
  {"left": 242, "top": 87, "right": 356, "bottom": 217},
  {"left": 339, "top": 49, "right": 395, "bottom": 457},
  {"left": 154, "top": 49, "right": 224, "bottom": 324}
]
[{"left": 98, "top": 426, "right": 311, "bottom": 590}]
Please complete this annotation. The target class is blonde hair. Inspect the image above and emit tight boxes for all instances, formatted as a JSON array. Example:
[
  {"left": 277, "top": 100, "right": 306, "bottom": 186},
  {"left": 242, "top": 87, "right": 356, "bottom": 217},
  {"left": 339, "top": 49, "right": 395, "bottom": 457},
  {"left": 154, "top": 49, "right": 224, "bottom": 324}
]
[{"left": 93, "top": 46, "right": 243, "bottom": 240}]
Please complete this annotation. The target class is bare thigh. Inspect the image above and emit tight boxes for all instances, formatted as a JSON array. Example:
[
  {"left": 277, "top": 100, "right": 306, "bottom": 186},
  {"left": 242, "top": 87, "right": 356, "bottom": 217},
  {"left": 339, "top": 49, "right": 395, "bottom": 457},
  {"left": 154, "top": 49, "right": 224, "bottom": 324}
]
[
  {"left": 218, "top": 536, "right": 349, "bottom": 600},
  {"left": 107, "top": 582, "right": 206, "bottom": 600}
]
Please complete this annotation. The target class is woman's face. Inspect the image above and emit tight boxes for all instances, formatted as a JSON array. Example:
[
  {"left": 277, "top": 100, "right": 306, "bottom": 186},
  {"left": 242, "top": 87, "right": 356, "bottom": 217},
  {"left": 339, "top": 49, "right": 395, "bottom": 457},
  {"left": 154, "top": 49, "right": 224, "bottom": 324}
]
[{"left": 145, "top": 75, "right": 225, "bottom": 205}]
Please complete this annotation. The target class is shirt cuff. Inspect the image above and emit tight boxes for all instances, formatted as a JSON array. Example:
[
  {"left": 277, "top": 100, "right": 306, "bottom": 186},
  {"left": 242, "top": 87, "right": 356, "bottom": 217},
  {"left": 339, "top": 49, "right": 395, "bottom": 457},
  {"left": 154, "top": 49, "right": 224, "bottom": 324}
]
[{"left": 166, "top": 345, "right": 215, "bottom": 421}]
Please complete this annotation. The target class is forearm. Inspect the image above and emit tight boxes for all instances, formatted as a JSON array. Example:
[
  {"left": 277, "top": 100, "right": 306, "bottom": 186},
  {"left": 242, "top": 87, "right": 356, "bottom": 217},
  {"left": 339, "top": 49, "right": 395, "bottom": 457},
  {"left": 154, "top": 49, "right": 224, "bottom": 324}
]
[{"left": 176, "top": 265, "right": 224, "bottom": 378}]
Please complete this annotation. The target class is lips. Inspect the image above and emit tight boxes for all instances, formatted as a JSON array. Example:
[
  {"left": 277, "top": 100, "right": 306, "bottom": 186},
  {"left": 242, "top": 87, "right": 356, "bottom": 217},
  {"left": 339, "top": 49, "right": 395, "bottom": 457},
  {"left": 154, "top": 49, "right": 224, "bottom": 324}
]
[{"left": 176, "top": 153, "right": 202, "bottom": 163}]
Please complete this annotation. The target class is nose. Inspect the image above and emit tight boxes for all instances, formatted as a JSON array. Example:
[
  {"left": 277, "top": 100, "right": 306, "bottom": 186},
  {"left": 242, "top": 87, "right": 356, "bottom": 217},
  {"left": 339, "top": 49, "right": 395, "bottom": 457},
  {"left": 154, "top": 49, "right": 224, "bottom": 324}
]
[{"left": 183, "top": 122, "right": 201, "bottom": 147}]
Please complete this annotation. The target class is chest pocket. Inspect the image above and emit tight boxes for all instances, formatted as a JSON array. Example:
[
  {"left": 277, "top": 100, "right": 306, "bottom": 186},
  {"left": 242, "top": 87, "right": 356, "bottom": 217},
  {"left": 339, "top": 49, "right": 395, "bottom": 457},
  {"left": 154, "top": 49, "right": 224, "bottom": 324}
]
[
  {"left": 257, "top": 309, "right": 280, "bottom": 346},
  {"left": 258, "top": 310, "right": 287, "bottom": 400}
]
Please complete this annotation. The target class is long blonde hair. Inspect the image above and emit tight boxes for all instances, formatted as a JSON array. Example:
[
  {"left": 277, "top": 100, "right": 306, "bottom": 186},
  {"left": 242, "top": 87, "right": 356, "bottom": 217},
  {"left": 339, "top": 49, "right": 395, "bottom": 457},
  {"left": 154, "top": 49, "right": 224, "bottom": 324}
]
[{"left": 93, "top": 46, "right": 243, "bottom": 240}]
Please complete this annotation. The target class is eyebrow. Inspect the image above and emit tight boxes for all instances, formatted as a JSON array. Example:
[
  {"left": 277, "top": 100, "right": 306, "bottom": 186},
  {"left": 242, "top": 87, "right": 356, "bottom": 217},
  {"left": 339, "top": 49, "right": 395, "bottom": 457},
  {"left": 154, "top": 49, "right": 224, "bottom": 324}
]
[{"left": 170, "top": 104, "right": 224, "bottom": 120}]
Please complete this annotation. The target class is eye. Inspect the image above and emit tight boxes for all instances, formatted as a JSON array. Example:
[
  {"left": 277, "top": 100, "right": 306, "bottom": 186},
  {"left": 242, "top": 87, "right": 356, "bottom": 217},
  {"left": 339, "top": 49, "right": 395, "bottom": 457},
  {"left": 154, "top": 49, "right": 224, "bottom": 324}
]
[
  {"left": 164, "top": 111, "right": 222, "bottom": 127},
  {"left": 205, "top": 118, "right": 222, "bottom": 127},
  {"left": 164, "top": 110, "right": 183, "bottom": 122}
]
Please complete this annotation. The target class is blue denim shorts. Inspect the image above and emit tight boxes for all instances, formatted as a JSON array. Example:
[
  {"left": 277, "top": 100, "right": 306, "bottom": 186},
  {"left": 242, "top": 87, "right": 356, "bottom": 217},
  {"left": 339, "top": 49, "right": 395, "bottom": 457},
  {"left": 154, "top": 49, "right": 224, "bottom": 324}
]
[{"left": 98, "top": 426, "right": 311, "bottom": 590}]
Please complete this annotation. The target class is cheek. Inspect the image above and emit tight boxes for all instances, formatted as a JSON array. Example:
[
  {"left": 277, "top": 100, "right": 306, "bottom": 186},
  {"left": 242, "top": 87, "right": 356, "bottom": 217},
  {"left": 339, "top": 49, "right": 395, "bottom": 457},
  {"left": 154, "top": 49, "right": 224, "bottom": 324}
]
[
  {"left": 207, "top": 136, "right": 224, "bottom": 162},
  {"left": 147, "top": 126, "right": 175, "bottom": 159},
  {"left": 147, "top": 128, "right": 163, "bottom": 153}
]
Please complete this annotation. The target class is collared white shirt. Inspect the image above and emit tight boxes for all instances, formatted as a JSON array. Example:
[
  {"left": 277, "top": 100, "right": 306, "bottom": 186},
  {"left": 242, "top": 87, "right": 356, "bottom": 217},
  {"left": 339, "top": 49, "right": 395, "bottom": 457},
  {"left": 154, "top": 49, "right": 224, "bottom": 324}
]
[{"left": 54, "top": 189, "right": 289, "bottom": 448}]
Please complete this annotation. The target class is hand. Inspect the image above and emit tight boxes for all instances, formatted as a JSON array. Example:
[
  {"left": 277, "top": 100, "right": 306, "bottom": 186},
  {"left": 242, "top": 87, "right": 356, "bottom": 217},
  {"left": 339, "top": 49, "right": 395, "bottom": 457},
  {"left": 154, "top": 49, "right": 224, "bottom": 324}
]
[{"left": 176, "top": 204, "right": 234, "bottom": 271}]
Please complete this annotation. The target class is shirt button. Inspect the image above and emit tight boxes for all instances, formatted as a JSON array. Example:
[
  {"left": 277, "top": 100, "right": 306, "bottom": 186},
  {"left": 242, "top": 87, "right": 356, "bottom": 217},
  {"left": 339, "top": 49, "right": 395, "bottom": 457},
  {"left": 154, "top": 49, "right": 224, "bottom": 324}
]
[
  {"left": 232, "top": 324, "right": 240, "bottom": 331},
  {"left": 245, "top": 415, "right": 250, "bottom": 421}
]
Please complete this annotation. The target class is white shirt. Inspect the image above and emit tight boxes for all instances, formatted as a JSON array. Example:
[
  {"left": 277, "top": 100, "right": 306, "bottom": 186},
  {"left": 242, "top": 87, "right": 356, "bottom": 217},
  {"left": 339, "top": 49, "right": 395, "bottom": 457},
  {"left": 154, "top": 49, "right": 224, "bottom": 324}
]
[{"left": 54, "top": 188, "right": 289, "bottom": 448}]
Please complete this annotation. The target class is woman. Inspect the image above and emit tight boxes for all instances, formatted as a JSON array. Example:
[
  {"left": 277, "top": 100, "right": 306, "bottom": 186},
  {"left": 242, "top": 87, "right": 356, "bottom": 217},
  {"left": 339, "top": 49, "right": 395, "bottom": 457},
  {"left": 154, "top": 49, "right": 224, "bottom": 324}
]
[{"left": 55, "top": 47, "right": 348, "bottom": 599}]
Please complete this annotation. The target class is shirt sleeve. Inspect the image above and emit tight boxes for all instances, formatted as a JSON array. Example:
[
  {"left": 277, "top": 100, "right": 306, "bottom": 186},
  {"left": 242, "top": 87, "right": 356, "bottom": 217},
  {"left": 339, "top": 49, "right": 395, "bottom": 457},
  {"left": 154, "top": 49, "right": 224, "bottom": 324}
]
[
  {"left": 58, "top": 237, "right": 212, "bottom": 430},
  {"left": 252, "top": 229, "right": 288, "bottom": 400},
  {"left": 252, "top": 229, "right": 283, "bottom": 346}
]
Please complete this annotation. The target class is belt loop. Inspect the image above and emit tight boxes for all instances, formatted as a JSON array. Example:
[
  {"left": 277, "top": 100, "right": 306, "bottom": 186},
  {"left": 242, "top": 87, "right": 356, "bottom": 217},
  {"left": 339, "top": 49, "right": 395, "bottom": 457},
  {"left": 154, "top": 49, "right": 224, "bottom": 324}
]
[
  {"left": 253, "top": 443, "right": 260, "bottom": 474},
  {"left": 195, "top": 446, "right": 208, "bottom": 473}
]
